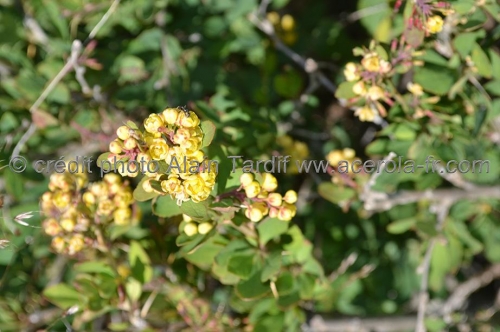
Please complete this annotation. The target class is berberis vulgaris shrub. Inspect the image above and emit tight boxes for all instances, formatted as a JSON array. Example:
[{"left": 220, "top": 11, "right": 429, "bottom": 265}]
[{"left": 1, "top": 0, "right": 500, "bottom": 331}]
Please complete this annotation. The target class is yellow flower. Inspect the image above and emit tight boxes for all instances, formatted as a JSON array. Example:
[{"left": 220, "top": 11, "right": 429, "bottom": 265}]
[
  {"left": 116, "top": 126, "right": 131, "bottom": 140},
  {"left": 354, "top": 105, "right": 377, "bottom": 122},
  {"left": 261, "top": 173, "right": 278, "bottom": 192},
  {"left": 82, "top": 192, "right": 96, "bottom": 206},
  {"left": 113, "top": 208, "right": 132, "bottom": 226},
  {"left": 184, "top": 222, "right": 198, "bottom": 236},
  {"left": 198, "top": 222, "right": 213, "bottom": 235},
  {"left": 343, "top": 62, "right": 360, "bottom": 82},
  {"left": 142, "top": 178, "right": 154, "bottom": 192},
  {"left": 244, "top": 181, "right": 261, "bottom": 198},
  {"left": 245, "top": 204, "right": 264, "bottom": 222},
  {"left": 283, "top": 190, "right": 298, "bottom": 204},
  {"left": 278, "top": 203, "right": 296, "bottom": 221},
  {"left": 281, "top": 14, "right": 295, "bottom": 31},
  {"left": 162, "top": 108, "right": 179, "bottom": 125},
  {"left": 161, "top": 177, "right": 182, "bottom": 194},
  {"left": 144, "top": 114, "right": 164, "bottom": 134},
  {"left": 367, "top": 86, "right": 385, "bottom": 100},
  {"left": 149, "top": 139, "right": 170, "bottom": 160},
  {"left": 407, "top": 82, "right": 424, "bottom": 96},
  {"left": 68, "top": 234, "right": 85, "bottom": 255},
  {"left": 97, "top": 199, "right": 114, "bottom": 216},
  {"left": 104, "top": 173, "right": 121, "bottom": 185},
  {"left": 361, "top": 53, "right": 380, "bottom": 72},
  {"left": 353, "top": 81, "right": 367, "bottom": 95},
  {"left": 267, "top": 11, "right": 280, "bottom": 26},
  {"left": 173, "top": 128, "right": 192, "bottom": 144},
  {"left": 123, "top": 138, "right": 137, "bottom": 150},
  {"left": 267, "top": 193, "right": 282, "bottom": 207},
  {"left": 114, "top": 191, "right": 133, "bottom": 208},
  {"left": 44, "top": 218, "right": 61, "bottom": 236},
  {"left": 109, "top": 140, "right": 122, "bottom": 154},
  {"left": 177, "top": 111, "right": 200, "bottom": 128},
  {"left": 240, "top": 173, "right": 254, "bottom": 187},
  {"left": 326, "top": 150, "right": 343, "bottom": 166},
  {"left": 60, "top": 218, "right": 76, "bottom": 232},
  {"left": 52, "top": 236, "right": 66, "bottom": 253},
  {"left": 427, "top": 16, "right": 443, "bottom": 34}
]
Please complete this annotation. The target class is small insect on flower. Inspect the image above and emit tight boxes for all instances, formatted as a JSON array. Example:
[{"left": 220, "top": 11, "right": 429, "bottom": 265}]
[{"left": 177, "top": 105, "right": 191, "bottom": 117}]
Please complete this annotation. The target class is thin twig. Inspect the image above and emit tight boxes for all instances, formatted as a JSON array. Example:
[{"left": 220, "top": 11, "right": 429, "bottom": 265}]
[
  {"left": 88, "top": 0, "right": 120, "bottom": 40},
  {"left": 11, "top": 0, "right": 120, "bottom": 159}
]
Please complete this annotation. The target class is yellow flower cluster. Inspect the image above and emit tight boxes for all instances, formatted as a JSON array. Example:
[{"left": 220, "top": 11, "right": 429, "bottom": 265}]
[
  {"left": 276, "top": 135, "right": 309, "bottom": 174},
  {"left": 326, "top": 148, "right": 361, "bottom": 177},
  {"left": 181, "top": 214, "right": 214, "bottom": 237},
  {"left": 108, "top": 107, "right": 217, "bottom": 205},
  {"left": 267, "top": 12, "right": 297, "bottom": 45},
  {"left": 41, "top": 172, "right": 138, "bottom": 255},
  {"left": 342, "top": 48, "right": 393, "bottom": 123},
  {"left": 239, "top": 173, "right": 297, "bottom": 222}
]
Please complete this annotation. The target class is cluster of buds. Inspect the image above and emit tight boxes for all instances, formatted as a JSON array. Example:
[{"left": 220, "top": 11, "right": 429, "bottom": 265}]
[
  {"left": 276, "top": 135, "right": 309, "bottom": 174},
  {"left": 266, "top": 11, "right": 297, "bottom": 45},
  {"left": 181, "top": 214, "right": 214, "bottom": 237},
  {"left": 41, "top": 172, "right": 138, "bottom": 255},
  {"left": 239, "top": 173, "right": 297, "bottom": 222},
  {"left": 107, "top": 107, "right": 217, "bottom": 205}
]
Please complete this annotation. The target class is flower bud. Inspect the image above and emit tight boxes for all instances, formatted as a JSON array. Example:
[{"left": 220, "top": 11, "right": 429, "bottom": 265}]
[
  {"left": 261, "top": 173, "right": 278, "bottom": 192},
  {"left": 184, "top": 222, "right": 198, "bottom": 236},
  {"left": 123, "top": 138, "right": 137, "bottom": 150},
  {"left": 198, "top": 222, "right": 213, "bottom": 235},
  {"left": 116, "top": 126, "right": 131, "bottom": 140},
  {"left": 162, "top": 108, "right": 179, "bottom": 125},
  {"left": 267, "top": 193, "right": 282, "bottom": 207},
  {"left": 283, "top": 190, "right": 298, "bottom": 204},
  {"left": 244, "top": 181, "right": 261, "bottom": 198},
  {"left": 240, "top": 173, "right": 254, "bottom": 187}
]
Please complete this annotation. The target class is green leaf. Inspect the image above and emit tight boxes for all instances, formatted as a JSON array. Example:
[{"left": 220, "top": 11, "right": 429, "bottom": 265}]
[
  {"left": 261, "top": 252, "right": 282, "bottom": 282},
  {"left": 183, "top": 235, "right": 227, "bottom": 270},
  {"left": 485, "top": 80, "right": 500, "bottom": 96},
  {"left": 200, "top": 120, "right": 216, "bottom": 148},
  {"left": 471, "top": 43, "right": 492, "bottom": 78},
  {"left": 153, "top": 195, "right": 182, "bottom": 218},
  {"left": 228, "top": 254, "right": 255, "bottom": 279},
  {"left": 74, "top": 261, "right": 117, "bottom": 277},
  {"left": 275, "top": 272, "right": 295, "bottom": 296},
  {"left": 387, "top": 218, "right": 416, "bottom": 234},
  {"left": 414, "top": 64, "right": 457, "bottom": 96},
  {"left": 126, "top": 278, "right": 142, "bottom": 302},
  {"left": 43, "top": 284, "right": 84, "bottom": 309},
  {"left": 318, "top": 182, "right": 356, "bottom": 204},
  {"left": 274, "top": 70, "right": 303, "bottom": 98},
  {"left": 257, "top": 218, "right": 289, "bottom": 245},
  {"left": 180, "top": 198, "right": 212, "bottom": 221},
  {"left": 128, "top": 241, "right": 153, "bottom": 284},
  {"left": 44, "top": 0, "right": 69, "bottom": 39},
  {"left": 133, "top": 177, "right": 159, "bottom": 202},
  {"left": 235, "top": 271, "right": 270, "bottom": 300},
  {"left": 452, "top": 32, "right": 482, "bottom": 58},
  {"left": 335, "top": 81, "right": 357, "bottom": 99}
]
